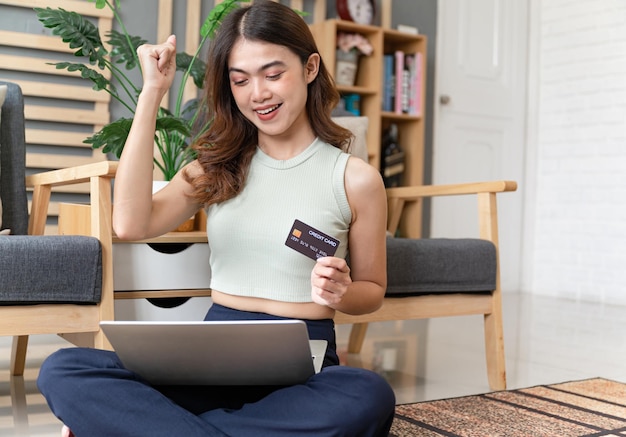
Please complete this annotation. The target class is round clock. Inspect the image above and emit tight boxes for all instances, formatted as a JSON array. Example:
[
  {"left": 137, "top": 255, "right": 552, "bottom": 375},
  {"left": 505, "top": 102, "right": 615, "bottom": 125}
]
[{"left": 337, "top": 0, "right": 375, "bottom": 25}]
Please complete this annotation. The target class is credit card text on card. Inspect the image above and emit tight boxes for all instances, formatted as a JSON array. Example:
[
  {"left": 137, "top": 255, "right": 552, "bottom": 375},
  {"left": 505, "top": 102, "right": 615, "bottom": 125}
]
[{"left": 284, "top": 219, "right": 339, "bottom": 260}]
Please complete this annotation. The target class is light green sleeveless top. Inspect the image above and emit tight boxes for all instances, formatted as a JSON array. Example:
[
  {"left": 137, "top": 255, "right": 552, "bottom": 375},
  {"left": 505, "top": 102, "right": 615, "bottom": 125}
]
[{"left": 207, "top": 138, "right": 352, "bottom": 303}]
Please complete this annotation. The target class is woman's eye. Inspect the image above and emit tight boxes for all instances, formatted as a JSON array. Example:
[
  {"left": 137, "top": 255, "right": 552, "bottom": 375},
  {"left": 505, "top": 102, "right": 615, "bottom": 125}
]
[
  {"left": 267, "top": 72, "right": 283, "bottom": 81},
  {"left": 231, "top": 77, "right": 248, "bottom": 86}
]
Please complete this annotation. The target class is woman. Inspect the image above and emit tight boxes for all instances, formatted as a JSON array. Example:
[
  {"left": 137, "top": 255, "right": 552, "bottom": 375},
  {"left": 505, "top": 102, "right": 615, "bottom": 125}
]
[{"left": 38, "top": 1, "right": 395, "bottom": 436}]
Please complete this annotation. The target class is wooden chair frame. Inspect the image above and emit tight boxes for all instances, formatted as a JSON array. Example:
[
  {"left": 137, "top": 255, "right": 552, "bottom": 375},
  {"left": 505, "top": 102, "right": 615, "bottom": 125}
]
[
  {"left": 7, "top": 162, "right": 118, "bottom": 375},
  {"left": 334, "top": 180, "right": 517, "bottom": 391}
]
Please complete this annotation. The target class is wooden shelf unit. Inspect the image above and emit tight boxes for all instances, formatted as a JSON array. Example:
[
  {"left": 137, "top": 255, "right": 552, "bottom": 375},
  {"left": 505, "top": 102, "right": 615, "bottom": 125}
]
[{"left": 310, "top": 19, "right": 427, "bottom": 237}]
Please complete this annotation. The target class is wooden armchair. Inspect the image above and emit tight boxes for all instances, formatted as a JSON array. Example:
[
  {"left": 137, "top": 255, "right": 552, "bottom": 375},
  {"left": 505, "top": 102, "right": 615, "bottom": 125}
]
[
  {"left": 1, "top": 159, "right": 117, "bottom": 375},
  {"left": 334, "top": 180, "right": 517, "bottom": 391},
  {"left": 0, "top": 81, "right": 118, "bottom": 375}
]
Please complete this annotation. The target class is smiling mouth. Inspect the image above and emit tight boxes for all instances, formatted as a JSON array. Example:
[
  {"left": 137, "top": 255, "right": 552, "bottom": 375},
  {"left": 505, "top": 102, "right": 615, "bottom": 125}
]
[{"left": 255, "top": 104, "right": 281, "bottom": 115}]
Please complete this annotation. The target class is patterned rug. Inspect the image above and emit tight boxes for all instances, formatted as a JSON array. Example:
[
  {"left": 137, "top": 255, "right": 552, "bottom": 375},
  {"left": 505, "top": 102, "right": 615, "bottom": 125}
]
[{"left": 390, "top": 378, "right": 626, "bottom": 436}]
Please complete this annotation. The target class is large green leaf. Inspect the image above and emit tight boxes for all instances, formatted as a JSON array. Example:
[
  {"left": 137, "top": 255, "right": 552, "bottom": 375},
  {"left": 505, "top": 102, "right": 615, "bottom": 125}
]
[
  {"left": 157, "top": 117, "right": 195, "bottom": 179},
  {"left": 50, "top": 62, "right": 110, "bottom": 91},
  {"left": 176, "top": 52, "right": 206, "bottom": 89},
  {"left": 84, "top": 118, "right": 133, "bottom": 157},
  {"left": 155, "top": 117, "right": 192, "bottom": 138},
  {"left": 202, "top": 0, "right": 248, "bottom": 38},
  {"left": 35, "top": 7, "right": 107, "bottom": 67},
  {"left": 107, "top": 30, "right": 146, "bottom": 70},
  {"left": 85, "top": 116, "right": 192, "bottom": 160}
]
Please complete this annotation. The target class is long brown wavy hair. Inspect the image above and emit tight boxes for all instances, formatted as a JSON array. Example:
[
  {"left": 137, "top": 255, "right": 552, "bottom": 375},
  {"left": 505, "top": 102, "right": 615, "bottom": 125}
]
[{"left": 185, "top": 0, "right": 352, "bottom": 206}]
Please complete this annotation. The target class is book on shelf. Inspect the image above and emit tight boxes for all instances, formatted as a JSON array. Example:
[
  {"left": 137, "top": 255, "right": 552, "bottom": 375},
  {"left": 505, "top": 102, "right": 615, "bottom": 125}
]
[
  {"left": 407, "top": 52, "right": 423, "bottom": 116},
  {"left": 382, "top": 54, "right": 395, "bottom": 112},
  {"left": 382, "top": 50, "right": 423, "bottom": 116},
  {"left": 394, "top": 50, "right": 405, "bottom": 113}
]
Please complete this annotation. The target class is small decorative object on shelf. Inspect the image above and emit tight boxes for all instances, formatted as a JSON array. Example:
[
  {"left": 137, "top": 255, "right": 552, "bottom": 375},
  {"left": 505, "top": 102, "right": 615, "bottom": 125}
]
[
  {"left": 336, "top": 0, "right": 376, "bottom": 25},
  {"left": 342, "top": 94, "right": 361, "bottom": 115},
  {"left": 397, "top": 24, "right": 419, "bottom": 35},
  {"left": 335, "top": 32, "right": 373, "bottom": 86},
  {"left": 381, "top": 124, "right": 405, "bottom": 188},
  {"left": 335, "top": 48, "right": 360, "bottom": 86}
]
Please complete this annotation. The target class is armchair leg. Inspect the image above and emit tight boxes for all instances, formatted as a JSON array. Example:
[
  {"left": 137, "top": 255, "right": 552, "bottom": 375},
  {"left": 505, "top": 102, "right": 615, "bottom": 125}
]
[
  {"left": 347, "top": 323, "right": 369, "bottom": 353},
  {"left": 483, "top": 311, "right": 506, "bottom": 391},
  {"left": 10, "top": 336, "right": 29, "bottom": 376}
]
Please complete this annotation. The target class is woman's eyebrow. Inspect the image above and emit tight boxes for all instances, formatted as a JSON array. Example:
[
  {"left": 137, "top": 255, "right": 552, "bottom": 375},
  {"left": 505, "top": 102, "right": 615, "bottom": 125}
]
[{"left": 228, "top": 60, "right": 287, "bottom": 75}]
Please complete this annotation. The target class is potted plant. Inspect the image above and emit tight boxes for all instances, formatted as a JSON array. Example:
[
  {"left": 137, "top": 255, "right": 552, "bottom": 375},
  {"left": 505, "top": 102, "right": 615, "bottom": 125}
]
[{"left": 35, "top": 0, "right": 247, "bottom": 181}]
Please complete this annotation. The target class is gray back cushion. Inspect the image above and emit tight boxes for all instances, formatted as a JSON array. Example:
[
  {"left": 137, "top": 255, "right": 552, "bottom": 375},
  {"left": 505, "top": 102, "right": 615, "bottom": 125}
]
[
  {"left": 0, "top": 84, "right": 6, "bottom": 231},
  {"left": 0, "top": 81, "right": 28, "bottom": 235}
]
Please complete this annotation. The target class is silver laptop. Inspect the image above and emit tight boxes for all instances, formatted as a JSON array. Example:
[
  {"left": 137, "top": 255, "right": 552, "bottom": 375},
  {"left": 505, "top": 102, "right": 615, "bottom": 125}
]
[{"left": 100, "top": 320, "right": 327, "bottom": 386}]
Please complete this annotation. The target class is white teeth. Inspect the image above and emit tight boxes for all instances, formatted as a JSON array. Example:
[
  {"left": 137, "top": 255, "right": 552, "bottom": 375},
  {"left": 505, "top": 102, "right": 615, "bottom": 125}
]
[{"left": 256, "top": 105, "right": 279, "bottom": 115}]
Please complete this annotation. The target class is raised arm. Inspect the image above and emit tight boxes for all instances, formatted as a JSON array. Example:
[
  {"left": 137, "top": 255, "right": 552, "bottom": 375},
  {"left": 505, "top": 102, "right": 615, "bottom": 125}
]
[{"left": 112, "top": 35, "right": 202, "bottom": 240}]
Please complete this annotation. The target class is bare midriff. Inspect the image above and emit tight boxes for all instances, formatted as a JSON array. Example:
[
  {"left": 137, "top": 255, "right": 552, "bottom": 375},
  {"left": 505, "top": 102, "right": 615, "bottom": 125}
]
[{"left": 211, "top": 289, "right": 336, "bottom": 320}]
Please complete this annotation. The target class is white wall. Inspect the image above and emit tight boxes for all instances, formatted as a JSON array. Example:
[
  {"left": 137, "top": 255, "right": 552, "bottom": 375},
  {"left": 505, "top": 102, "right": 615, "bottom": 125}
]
[{"left": 524, "top": 0, "right": 626, "bottom": 304}]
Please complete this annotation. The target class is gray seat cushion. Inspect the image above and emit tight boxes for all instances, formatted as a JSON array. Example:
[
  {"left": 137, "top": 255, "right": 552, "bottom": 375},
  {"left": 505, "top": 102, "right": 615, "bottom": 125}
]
[
  {"left": 386, "top": 237, "right": 497, "bottom": 296},
  {"left": 0, "top": 236, "right": 102, "bottom": 304}
]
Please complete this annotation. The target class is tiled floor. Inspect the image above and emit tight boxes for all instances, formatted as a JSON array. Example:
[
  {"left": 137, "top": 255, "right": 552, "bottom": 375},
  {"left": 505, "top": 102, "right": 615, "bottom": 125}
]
[{"left": 2, "top": 292, "right": 626, "bottom": 436}]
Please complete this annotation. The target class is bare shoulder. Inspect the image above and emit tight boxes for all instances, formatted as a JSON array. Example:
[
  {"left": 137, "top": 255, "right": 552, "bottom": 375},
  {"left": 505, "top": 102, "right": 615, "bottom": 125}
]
[
  {"left": 344, "top": 156, "right": 386, "bottom": 223},
  {"left": 344, "top": 155, "right": 385, "bottom": 196},
  {"left": 181, "top": 159, "right": 204, "bottom": 179},
  {"left": 158, "top": 160, "right": 204, "bottom": 199}
]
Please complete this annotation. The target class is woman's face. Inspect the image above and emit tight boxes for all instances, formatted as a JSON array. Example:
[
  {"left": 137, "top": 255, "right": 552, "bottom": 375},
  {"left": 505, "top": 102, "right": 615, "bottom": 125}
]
[{"left": 227, "top": 38, "right": 319, "bottom": 143}]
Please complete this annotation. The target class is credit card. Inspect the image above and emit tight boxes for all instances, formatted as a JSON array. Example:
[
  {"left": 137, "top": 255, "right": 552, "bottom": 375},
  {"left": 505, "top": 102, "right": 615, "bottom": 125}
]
[{"left": 284, "top": 219, "right": 339, "bottom": 260}]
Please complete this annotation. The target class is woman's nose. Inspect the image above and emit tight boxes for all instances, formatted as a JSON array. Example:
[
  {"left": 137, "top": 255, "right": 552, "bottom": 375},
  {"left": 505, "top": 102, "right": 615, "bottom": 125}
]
[{"left": 251, "top": 79, "right": 271, "bottom": 102}]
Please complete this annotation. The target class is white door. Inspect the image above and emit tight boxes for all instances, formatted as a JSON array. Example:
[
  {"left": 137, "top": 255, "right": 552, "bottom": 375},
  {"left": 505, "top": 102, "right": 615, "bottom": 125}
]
[{"left": 432, "top": 0, "right": 528, "bottom": 291}]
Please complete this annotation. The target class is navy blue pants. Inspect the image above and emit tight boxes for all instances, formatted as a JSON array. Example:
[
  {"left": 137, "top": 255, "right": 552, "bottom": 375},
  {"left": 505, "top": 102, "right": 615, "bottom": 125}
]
[{"left": 38, "top": 304, "right": 396, "bottom": 436}]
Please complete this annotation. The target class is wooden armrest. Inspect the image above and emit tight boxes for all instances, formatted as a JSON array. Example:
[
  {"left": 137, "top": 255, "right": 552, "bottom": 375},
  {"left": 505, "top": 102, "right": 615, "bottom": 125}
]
[
  {"left": 386, "top": 180, "right": 517, "bottom": 237},
  {"left": 26, "top": 161, "right": 118, "bottom": 236},
  {"left": 25, "top": 161, "right": 118, "bottom": 189},
  {"left": 386, "top": 180, "right": 517, "bottom": 201}
]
